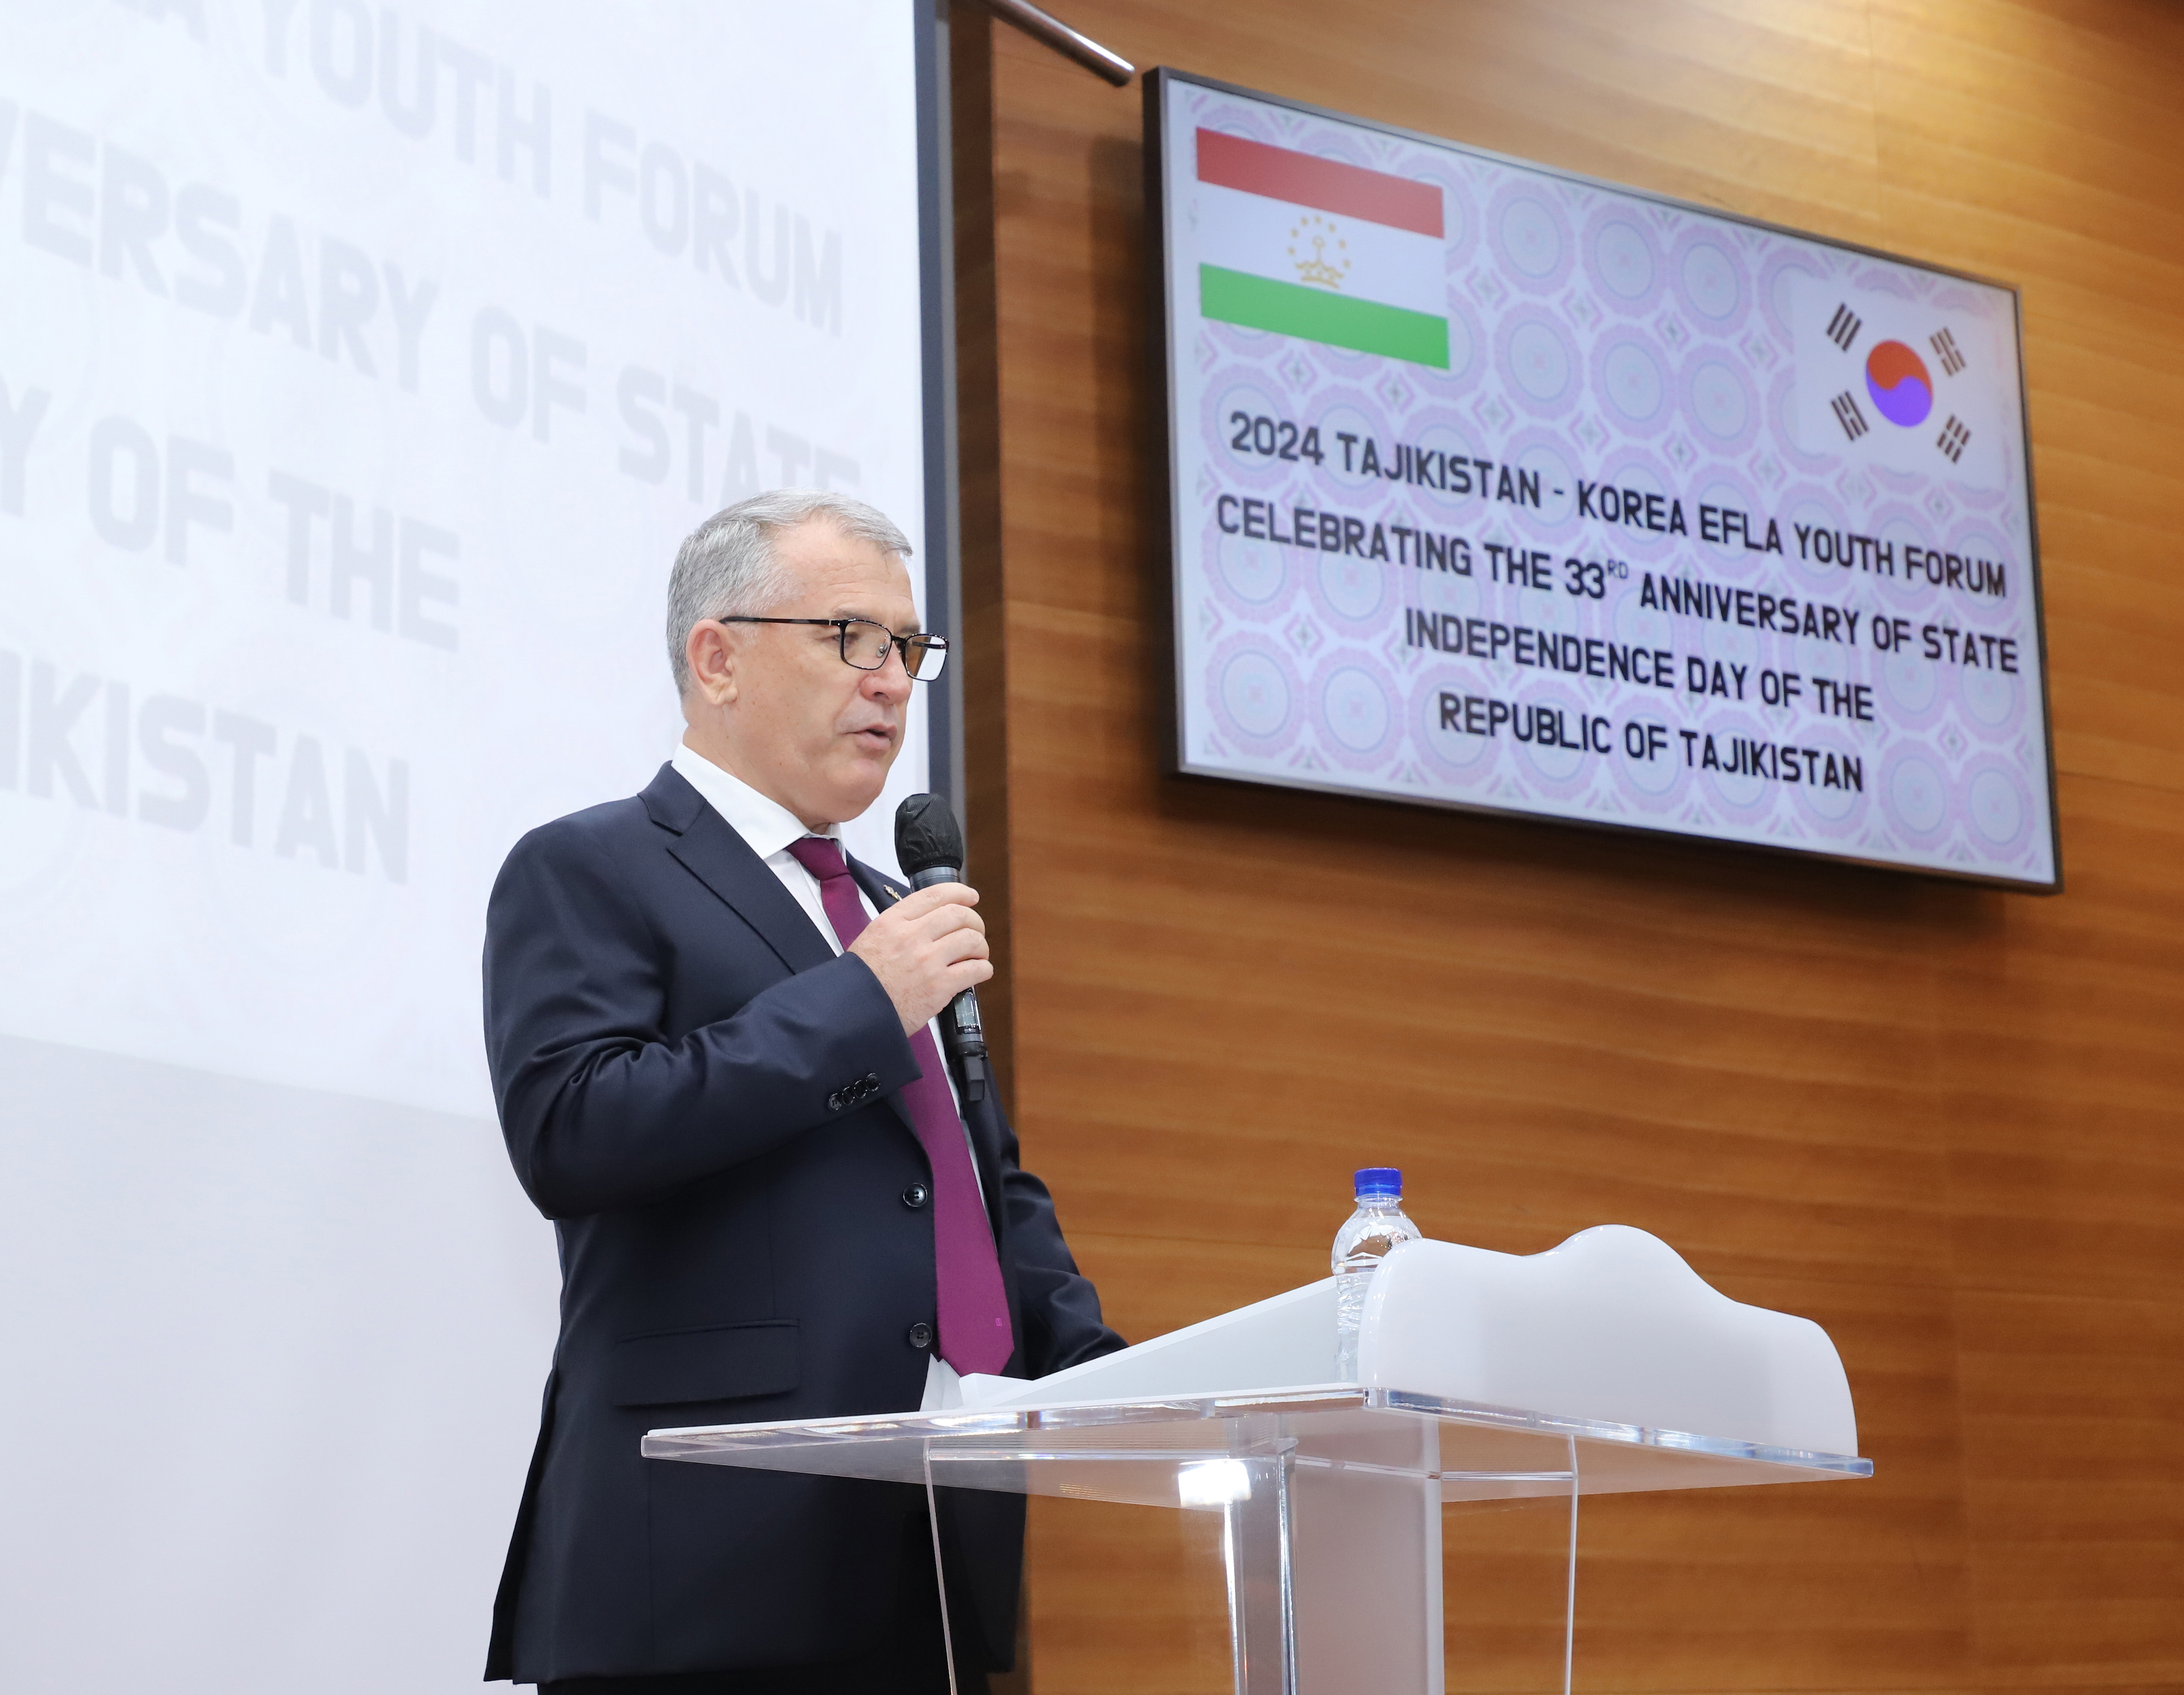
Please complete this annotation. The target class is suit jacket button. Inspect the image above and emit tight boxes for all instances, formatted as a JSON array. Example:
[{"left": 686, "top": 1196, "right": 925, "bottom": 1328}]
[
  {"left": 907, "top": 1322, "right": 934, "bottom": 1351},
  {"left": 829, "top": 1073, "right": 883, "bottom": 1113},
  {"left": 902, "top": 1183, "right": 931, "bottom": 1210}
]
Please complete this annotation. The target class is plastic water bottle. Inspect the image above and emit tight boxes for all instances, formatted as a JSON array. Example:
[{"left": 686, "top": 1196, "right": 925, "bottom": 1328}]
[{"left": 1332, "top": 1167, "right": 1421, "bottom": 1382}]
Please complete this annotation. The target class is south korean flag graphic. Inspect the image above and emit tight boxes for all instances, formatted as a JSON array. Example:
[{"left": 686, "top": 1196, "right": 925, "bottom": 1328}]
[{"left": 1789, "top": 274, "right": 2010, "bottom": 489}]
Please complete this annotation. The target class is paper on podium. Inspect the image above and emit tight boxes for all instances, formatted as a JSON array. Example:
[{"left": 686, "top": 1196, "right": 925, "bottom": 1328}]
[{"left": 959, "top": 1225, "right": 1856, "bottom": 1456}]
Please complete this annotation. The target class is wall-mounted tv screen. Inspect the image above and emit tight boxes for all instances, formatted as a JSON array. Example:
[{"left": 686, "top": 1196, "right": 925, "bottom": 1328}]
[{"left": 1149, "top": 70, "right": 2058, "bottom": 890}]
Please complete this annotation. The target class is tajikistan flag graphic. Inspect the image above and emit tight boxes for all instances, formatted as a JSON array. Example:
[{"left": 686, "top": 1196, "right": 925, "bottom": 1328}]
[{"left": 1196, "top": 128, "right": 1448, "bottom": 368}]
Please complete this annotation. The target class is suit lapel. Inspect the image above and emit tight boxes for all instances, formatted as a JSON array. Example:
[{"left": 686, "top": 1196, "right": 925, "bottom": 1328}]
[
  {"left": 643, "top": 770, "right": 997, "bottom": 1198},
  {"left": 847, "top": 857, "right": 908, "bottom": 914},
  {"left": 643, "top": 765, "right": 835, "bottom": 976}
]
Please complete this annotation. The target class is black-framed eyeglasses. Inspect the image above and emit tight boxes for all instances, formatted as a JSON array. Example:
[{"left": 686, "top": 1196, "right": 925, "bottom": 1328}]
[{"left": 715, "top": 616, "right": 949, "bottom": 680}]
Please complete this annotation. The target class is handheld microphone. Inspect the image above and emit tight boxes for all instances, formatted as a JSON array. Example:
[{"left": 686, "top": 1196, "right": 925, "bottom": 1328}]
[{"left": 893, "top": 793, "right": 990, "bottom": 1105}]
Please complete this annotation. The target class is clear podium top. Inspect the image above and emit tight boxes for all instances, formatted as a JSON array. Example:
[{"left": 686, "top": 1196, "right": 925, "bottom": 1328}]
[{"left": 643, "top": 1384, "right": 1871, "bottom": 1508}]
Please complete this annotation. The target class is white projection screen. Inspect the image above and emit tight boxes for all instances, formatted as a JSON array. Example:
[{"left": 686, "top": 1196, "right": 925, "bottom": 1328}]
[{"left": 0, "top": 5, "right": 950, "bottom": 1691}]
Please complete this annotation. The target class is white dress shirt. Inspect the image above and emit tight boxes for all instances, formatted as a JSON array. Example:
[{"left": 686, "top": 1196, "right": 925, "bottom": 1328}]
[{"left": 669, "top": 742, "right": 977, "bottom": 1410}]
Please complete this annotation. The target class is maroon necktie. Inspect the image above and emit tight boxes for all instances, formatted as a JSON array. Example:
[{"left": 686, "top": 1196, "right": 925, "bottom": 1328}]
[{"left": 786, "top": 836, "right": 1013, "bottom": 1376}]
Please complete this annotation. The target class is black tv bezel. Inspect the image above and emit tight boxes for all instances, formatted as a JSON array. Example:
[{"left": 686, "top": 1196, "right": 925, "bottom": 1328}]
[{"left": 1143, "top": 66, "right": 2062, "bottom": 895}]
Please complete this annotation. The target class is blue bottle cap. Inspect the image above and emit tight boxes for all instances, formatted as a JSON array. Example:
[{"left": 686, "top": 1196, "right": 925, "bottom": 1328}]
[{"left": 1354, "top": 1167, "right": 1402, "bottom": 1198}]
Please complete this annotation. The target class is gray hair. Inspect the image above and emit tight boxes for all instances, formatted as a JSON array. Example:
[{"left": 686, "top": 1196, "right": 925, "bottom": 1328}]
[{"left": 665, "top": 489, "right": 915, "bottom": 695}]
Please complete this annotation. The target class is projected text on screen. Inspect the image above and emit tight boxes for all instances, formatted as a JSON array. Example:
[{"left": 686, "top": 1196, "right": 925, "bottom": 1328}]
[{"left": 0, "top": 3, "right": 933, "bottom": 1112}]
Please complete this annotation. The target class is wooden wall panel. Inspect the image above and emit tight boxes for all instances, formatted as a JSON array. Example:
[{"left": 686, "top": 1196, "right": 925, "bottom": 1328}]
[{"left": 958, "top": 0, "right": 2184, "bottom": 1688}]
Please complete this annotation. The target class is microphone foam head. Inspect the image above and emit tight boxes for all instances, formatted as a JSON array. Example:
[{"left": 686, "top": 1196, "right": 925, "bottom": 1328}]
[{"left": 894, "top": 793, "right": 965, "bottom": 878}]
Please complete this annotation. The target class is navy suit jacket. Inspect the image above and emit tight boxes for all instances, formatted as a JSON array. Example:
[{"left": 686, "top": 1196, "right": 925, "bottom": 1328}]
[{"left": 482, "top": 764, "right": 1123, "bottom": 1683}]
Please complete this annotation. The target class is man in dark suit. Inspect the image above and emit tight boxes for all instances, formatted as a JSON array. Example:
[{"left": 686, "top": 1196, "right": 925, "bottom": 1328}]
[{"left": 481, "top": 490, "right": 1124, "bottom": 1694}]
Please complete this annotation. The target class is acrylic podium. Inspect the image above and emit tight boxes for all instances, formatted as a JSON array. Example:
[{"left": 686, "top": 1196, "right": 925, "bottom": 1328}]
[{"left": 645, "top": 1227, "right": 1871, "bottom": 1695}]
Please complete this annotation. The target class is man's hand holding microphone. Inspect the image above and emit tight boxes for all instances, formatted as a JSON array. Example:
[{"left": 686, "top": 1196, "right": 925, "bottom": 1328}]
[
  {"left": 845, "top": 794, "right": 994, "bottom": 1101},
  {"left": 849, "top": 882, "right": 991, "bottom": 1037}
]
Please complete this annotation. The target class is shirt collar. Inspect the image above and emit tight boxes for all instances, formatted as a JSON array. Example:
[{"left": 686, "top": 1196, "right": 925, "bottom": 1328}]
[{"left": 670, "top": 742, "right": 836, "bottom": 862}]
